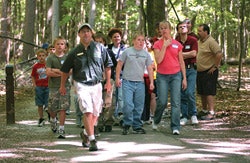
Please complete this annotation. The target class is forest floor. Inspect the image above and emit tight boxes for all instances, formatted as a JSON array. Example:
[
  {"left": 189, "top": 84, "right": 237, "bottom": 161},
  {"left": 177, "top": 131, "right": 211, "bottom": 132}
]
[{"left": 0, "top": 65, "right": 249, "bottom": 162}]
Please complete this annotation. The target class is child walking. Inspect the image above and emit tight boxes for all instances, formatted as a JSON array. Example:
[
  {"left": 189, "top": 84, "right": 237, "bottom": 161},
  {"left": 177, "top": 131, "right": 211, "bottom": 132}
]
[
  {"left": 46, "top": 36, "right": 71, "bottom": 139},
  {"left": 116, "top": 33, "right": 154, "bottom": 135},
  {"left": 31, "top": 48, "right": 49, "bottom": 127}
]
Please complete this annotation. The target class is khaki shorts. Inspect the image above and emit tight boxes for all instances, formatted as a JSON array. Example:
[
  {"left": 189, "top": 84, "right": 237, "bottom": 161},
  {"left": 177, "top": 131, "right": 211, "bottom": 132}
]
[
  {"left": 48, "top": 87, "right": 70, "bottom": 112},
  {"left": 74, "top": 81, "right": 103, "bottom": 117}
]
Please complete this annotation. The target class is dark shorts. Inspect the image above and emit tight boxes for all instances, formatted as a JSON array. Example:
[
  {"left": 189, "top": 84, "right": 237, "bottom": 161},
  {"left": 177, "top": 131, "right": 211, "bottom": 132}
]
[
  {"left": 197, "top": 69, "right": 218, "bottom": 96},
  {"left": 35, "top": 86, "right": 49, "bottom": 107}
]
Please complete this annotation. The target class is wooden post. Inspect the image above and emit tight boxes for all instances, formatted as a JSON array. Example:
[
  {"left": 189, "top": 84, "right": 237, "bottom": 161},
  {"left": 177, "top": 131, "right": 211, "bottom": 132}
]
[{"left": 6, "top": 65, "right": 15, "bottom": 124}]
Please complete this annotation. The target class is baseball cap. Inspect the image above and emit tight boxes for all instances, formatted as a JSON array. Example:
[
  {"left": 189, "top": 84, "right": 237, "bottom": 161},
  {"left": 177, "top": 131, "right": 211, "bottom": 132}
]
[
  {"left": 78, "top": 23, "right": 93, "bottom": 33},
  {"left": 41, "top": 43, "right": 49, "bottom": 49}
]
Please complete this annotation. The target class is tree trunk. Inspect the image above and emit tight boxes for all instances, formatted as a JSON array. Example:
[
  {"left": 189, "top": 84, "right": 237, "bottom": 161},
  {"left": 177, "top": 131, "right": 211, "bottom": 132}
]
[
  {"left": 147, "top": 0, "right": 165, "bottom": 37},
  {"left": 237, "top": 0, "right": 245, "bottom": 91},
  {"left": 0, "top": 0, "right": 11, "bottom": 64},
  {"left": 115, "top": 0, "right": 126, "bottom": 28},
  {"left": 44, "top": 0, "right": 53, "bottom": 43},
  {"left": 52, "top": 0, "right": 59, "bottom": 41},
  {"left": 139, "top": 0, "right": 147, "bottom": 35},
  {"left": 89, "top": 0, "right": 96, "bottom": 28},
  {"left": 220, "top": 0, "right": 226, "bottom": 63},
  {"left": 22, "top": 0, "right": 36, "bottom": 60}
]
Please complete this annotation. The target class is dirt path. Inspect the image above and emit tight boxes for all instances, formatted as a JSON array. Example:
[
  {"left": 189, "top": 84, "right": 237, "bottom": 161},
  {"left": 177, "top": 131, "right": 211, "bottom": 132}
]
[{"left": 0, "top": 95, "right": 249, "bottom": 163}]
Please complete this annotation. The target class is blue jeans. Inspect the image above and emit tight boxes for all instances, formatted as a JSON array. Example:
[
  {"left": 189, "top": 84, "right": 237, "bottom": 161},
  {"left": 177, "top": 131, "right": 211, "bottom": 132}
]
[
  {"left": 154, "top": 72, "right": 181, "bottom": 131},
  {"left": 181, "top": 68, "right": 197, "bottom": 118},
  {"left": 122, "top": 80, "right": 145, "bottom": 129}
]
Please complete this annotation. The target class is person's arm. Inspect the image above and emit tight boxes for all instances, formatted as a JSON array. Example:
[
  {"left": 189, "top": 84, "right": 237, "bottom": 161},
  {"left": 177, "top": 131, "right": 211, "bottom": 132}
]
[
  {"left": 154, "top": 39, "right": 171, "bottom": 64},
  {"left": 182, "top": 50, "right": 197, "bottom": 59},
  {"left": 178, "top": 51, "right": 187, "bottom": 90},
  {"left": 59, "top": 72, "right": 70, "bottom": 95},
  {"left": 146, "top": 65, "right": 155, "bottom": 91},
  {"left": 115, "top": 60, "right": 123, "bottom": 87},
  {"left": 214, "top": 51, "right": 223, "bottom": 68},
  {"left": 46, "top": 68, "right": 62, "bottom": 77},
  {"left": 31, "top": 76, "right": 36, "bottom": 87},
  {"left": 208, "top": 51, "right": 223, "bottom": 74},
  {"left": 104, "top": 67, "right": 112, "bottom": 93}
]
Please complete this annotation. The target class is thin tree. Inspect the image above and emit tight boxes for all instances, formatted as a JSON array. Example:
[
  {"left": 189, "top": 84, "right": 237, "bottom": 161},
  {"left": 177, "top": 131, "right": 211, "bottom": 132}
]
[
  {"left": 0, "top": 0, "right": 11, "bottom": 64},
  {"left": 89, "top": 0, "right": 96, "bottom": 28},
  {"left": 237, "top": 0, "right": 246, "bottom": 91},
  {"left": 52, "top": 0, "right": 59, "bottom": 41},
  {"left": 22, "top": 0, "right": 36, "bottom": 60}
]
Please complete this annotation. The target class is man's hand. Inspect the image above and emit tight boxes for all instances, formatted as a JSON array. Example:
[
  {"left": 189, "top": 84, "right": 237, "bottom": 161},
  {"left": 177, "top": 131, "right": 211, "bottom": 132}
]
[
  {"left": 116, "top": 79, "right": 122, "bottom": 88},
  {"left": 104, "top": 82, "right": 112, "bottom": 93},
  {"left": 149, "top": 83, "right": 154, "bottom": 91},
  {"left": 59, "top": 86, "right": 66, "bottom": 96},
  {"left": 182, "top": 78, "right": 187, "bottom": 90},
  {"left": 208, "top": 66, "right": 217, "bottom": 74}
]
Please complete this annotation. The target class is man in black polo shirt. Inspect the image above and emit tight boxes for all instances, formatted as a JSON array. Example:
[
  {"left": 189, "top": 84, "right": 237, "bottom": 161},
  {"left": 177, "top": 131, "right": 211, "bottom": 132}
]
[
  {"left": 176, "top": 21, "right": 199, "bottom": 126},
  {"left": 59, "top": 23, "right": 113, "bottom": 151}
]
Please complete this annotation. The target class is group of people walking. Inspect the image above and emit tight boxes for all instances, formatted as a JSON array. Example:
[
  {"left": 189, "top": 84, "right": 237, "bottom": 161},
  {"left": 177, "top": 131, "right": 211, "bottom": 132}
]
[{"left": 30, "top": 19, "right": 222, "bottom": 152}]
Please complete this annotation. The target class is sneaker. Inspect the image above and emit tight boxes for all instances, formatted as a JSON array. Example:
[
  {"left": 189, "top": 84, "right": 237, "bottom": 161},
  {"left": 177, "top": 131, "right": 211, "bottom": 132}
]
[
  {"left": 152, "top": 121, "right": 158, "bottom": 130},
  {"left": 38, "top": 118, "right": 45, "bottom": 127},
  {"left": 122, "top": 125, "right": 130, "bottom": 135},
  {"left": 89, "top": 140, "right": 98, "bottom": 151},
  {"left": 80, "top": 131, "right": 89, "bottom": 148},
  {"left": 112, "top": 116, "right": 120, "bottom": 126},
  {"left": 143, "top": 120, "right": 152, "bottom": 125},
  {"left": 66, "top": 110, "right": 70, "bottom": 115},
  {"left": 58, "top": 129, "right": 65, "bottom": 139},
  {"left": 132, "top": 128, "right": 146, "bottom": 134},
  {"left": 180, "top": 118, "right": 188, "bottom": 126},
  {"left": 197, "top": 110, "right": 208, "bottom": 119},
  {"left": 50, "top": 120, "right": 57, "bottom": 133},
  {"left": 173, "top": 129, "right": 180, "bottom": 135},
  {"left": 201, "top": 113, "right": 214, "bottom": 120},
  {"left": 191, "top": 115, "right": 199, "bottom": 124}
]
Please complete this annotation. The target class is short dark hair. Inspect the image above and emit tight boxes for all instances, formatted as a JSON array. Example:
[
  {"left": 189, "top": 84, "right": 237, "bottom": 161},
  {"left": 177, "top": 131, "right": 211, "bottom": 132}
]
[
  {"left": 199, "top": 24, "right": 210, "bottom": 35},
  {"left": 94, "top": 31, "right": 107, "bottom": 45},
  {"left": 108, "top": 28, "right": 122, "bottom": 38},
  {"left": 176, "top": 21, "right": 185, "bottom": 31}
]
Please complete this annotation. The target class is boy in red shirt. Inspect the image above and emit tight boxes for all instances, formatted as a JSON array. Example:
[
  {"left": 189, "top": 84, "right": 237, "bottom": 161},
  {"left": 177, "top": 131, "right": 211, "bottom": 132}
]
[{"left": 31, "top": 49, "right": 49, "bottom": 127}]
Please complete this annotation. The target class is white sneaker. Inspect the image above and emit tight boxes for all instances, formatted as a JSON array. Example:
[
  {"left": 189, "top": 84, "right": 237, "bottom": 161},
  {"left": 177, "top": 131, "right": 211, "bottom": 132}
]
[
  {"left": 180, "top": 118, "right": 188, "bottom": 125},
  {"left": 58, "top": 129, "right": 65, "bottom": 139},
  {"left": 173, "top": 129, "right": 180, "bottom": 135},
  {"left": 191, "top": 115, "right": 199, "bottom": 124},
  {"left": 152, "top": 121, "right": 158, "bottom": 130}
]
